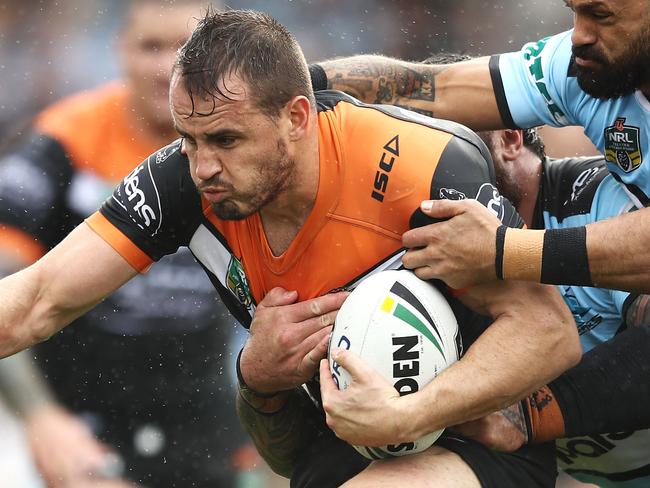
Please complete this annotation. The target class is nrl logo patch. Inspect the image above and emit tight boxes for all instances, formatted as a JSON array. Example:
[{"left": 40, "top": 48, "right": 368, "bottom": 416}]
[
  {"left": 604, "top": 117, "right": 642, "bottom": 172},
  {"left": 226, "top": 256, "right": 254, "bottom": 310}
]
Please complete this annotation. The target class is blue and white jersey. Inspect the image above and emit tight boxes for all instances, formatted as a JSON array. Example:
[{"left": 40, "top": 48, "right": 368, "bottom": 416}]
[
  {"left": 537, "top": 156, "right": 644, "bottom": 487},
  {"left": 493, "top": 30, "right": 650, "bottom": 208}
]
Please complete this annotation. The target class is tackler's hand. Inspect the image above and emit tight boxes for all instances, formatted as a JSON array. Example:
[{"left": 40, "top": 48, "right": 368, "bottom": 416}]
[{"left": 402, "top": 199, "right": 500, "bottom": 289}]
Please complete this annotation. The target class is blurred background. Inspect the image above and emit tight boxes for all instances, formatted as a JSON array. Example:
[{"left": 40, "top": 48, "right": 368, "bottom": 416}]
[
  {"left": 0, "top": 1, "right": 595, "bottom": 487},
  {"left": 0, "top": 0, "right": 574, "bottom": 140}
]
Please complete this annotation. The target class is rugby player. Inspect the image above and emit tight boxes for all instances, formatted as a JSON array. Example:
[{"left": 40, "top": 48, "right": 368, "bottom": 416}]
[
  {"left": 322, "top": 127, "right": 638, "bottom": 487},
  {"left": 309, "top": 0, "right": 650, "bottom": 450},
  {"left": 465, "top": 128, "right": 650, "bottom": 488},
  {"left": 0, "top": 2, "right": 248, "bottom": 487},
  {"left": 318, "top": 53, "right": 649, "bottom": 486},
  {"left": 0, "top": 9, "right": 580, "bottom": 488}
]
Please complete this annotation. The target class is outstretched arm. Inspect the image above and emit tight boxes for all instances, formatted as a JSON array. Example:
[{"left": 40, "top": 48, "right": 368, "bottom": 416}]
[
  {"left": 0, "top": 223, "right": 138, "bottom": 357},
  {"left": 315, "top": 55, "right": 503, "bottom": 130}
]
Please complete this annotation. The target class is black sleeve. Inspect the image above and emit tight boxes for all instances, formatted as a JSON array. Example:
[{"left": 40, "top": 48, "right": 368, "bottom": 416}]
[
  {"left": 0, "top": 132, "right": 75, "bottom": 249},
  {"left": 100, "top": 140, "right": 203, "bottom": 261},
  {"left": 488, "top": 55, "right": 519, "bottom": 129},
  {"left": 549, "top": 325, "right": 650, "bottom": 437},
  {"left": 410, "top": 135, "right": 525, "bottom": 230}
]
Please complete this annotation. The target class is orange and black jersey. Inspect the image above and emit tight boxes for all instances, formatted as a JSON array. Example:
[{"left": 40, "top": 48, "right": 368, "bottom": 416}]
[{"left": 89, "top": 90, "right": 523, "bottom": 329}]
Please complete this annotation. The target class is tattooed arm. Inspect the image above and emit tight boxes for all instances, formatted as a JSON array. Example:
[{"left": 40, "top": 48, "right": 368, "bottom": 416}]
[
  {"left": 236, "top": 387, "right": 312, "bottom": 478},
  {"left": 318, "top": 55, "right": 504, "bottom": 130}
]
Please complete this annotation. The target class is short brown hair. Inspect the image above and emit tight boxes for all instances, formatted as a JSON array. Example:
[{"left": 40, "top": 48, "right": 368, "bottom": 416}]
[{"left": 174, "top": 8, "right": 313, "bottom": 116}]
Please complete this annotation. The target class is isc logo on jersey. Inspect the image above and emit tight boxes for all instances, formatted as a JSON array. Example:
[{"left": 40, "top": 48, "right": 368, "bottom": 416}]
[{"left": 329, "top": 269, "right": 460, "bottom": 459}]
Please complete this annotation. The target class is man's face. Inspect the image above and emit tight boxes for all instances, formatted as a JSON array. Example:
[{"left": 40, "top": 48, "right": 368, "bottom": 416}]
[
  {"left": 170, "top": 74, "right": 295, "bottom": 220},
  {"left": 120, "top": 3, "right": 199, "bottom": 127},
  {"left": 567, "top": 0, "right": 650, "bottom": 98}
]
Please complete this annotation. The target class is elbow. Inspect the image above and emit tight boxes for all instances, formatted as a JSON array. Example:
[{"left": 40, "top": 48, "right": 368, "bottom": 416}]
[
  {"left": 28, "top": 319, "right": 55, "bottom": 346},
  {"left": 3, "top": 308, "right": 56, "bottom": 358}
]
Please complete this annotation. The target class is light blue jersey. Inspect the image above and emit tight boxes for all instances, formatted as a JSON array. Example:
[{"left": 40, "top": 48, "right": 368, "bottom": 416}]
[
  {"left": 495, "top": 31, "right": 650, "bottom": 207},
  {"left": 538, "top": 157, "right": 643, "bottom": 487}
]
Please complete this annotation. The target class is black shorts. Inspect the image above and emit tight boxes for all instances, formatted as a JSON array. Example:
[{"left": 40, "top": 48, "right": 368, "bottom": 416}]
[
  {"left": 290, "top": 403, "right": 557, "bottom": 488},
  {"left": 437, "top": 435, "right": 557, "bottom": 488}
]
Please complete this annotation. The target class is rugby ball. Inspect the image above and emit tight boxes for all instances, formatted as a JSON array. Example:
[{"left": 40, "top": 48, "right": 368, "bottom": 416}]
[{"left": 328, "top": 269, "right": 460, "bottom": 459}]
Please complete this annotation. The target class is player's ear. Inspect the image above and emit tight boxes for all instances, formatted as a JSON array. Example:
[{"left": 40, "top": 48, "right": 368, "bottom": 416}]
[
  {"left": 499, "top": 129, "right": 524, "bottom": 162},
  {"left": 285, "top": 95, "right": 311, "bottom": 141}
]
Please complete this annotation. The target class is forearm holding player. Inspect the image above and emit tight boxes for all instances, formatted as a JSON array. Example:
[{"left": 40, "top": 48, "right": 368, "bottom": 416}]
[
  {"left": 0, "top": 224, "right": 137, "bottom": 358},
  {"left": 410, "top": 200, "right": 650, "bottom": 293},
  {"left": 316, "top": 55, "right": 501, "bottom": 130}
]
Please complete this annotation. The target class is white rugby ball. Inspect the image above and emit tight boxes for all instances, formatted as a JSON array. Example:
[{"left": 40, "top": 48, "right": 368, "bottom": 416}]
[{"left": 328, "top": 269, "right": 460, "bottom": 459}]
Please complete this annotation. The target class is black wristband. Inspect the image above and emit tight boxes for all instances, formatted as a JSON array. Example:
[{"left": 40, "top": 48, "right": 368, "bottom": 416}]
[
  {"left": 236, "top": 349, "right": 279, "bottom": 398},
  {"left": 540, "top": 226, "right": 592, "bottom": 286},
  {"left": 495, "top": 225, "right": 507, "bottom": 280},
  {"left": 309, "top": 63, "right": 328, "bottom": 92}
]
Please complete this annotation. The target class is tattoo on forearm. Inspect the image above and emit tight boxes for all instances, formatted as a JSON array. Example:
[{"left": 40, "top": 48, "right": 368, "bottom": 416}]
[
  {"left": 236, "top": 389, "right": 310, "bottom": 478},
  {"left": 322, "top": 57, "right": 444, "bottom": 114},
  {"left": 626, "top": 295, "right": 650, "bottom": 328}
]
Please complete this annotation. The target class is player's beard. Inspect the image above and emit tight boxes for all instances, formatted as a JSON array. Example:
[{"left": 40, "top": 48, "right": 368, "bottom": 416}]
[
  {"left": 210, "top": 138, "right": 294, "bottom": 220},
  {"left": 573, "top": 26, "right": 650, "bottom": 99}
]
